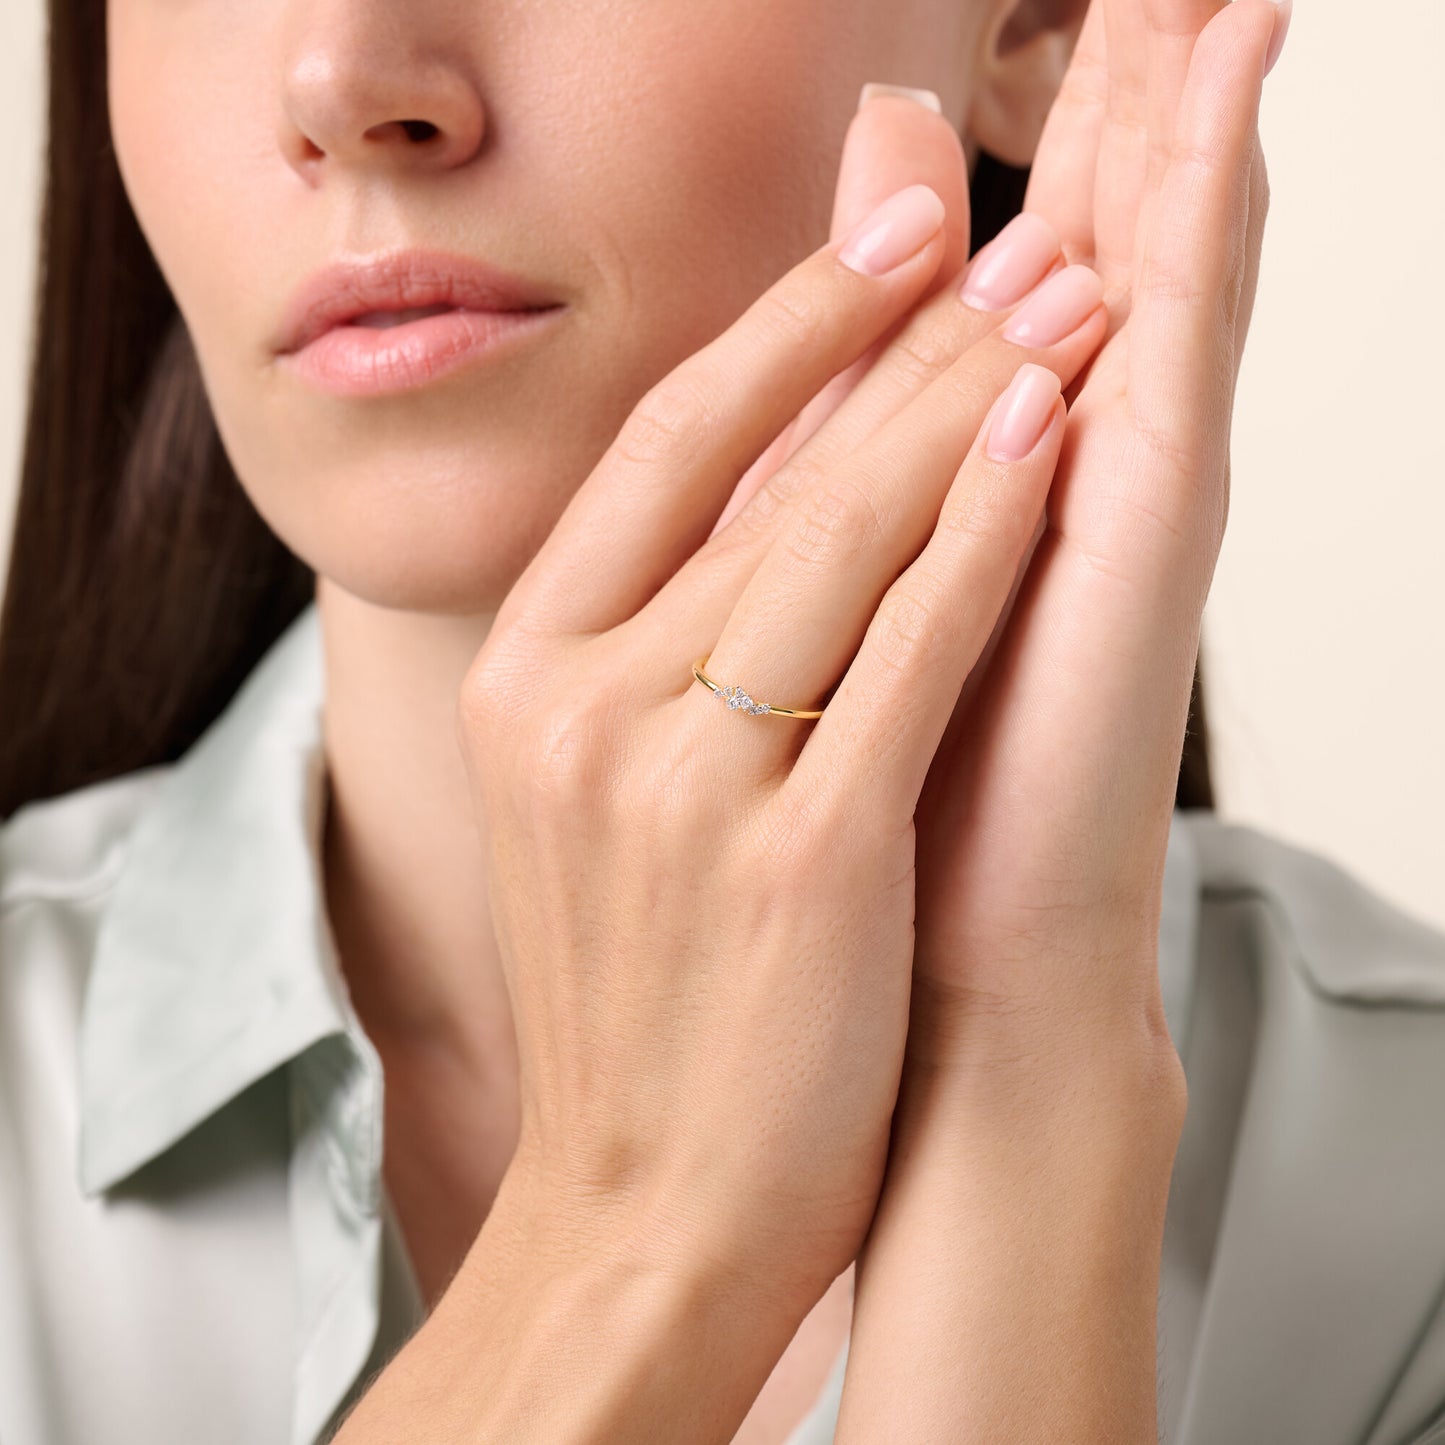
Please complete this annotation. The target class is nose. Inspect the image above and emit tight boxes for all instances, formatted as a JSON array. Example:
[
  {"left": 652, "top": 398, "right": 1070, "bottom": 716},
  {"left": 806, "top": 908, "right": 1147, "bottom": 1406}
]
[{"left": 277, "top": 3, "right": 486, "bottom": 182}]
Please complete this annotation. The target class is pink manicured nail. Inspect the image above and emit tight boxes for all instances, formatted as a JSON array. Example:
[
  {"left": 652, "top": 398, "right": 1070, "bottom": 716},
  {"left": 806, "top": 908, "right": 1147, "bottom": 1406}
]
[
  {"left": 1001, "top": 264, "right": 1104, "bottom": 347},
  {"left": 837, "top": 184, "right": 946, "bottom": 277},
  {"left": 959, "top": 212, "right": 1061, "bottom": 311},
  {"left": 986, "top": 363, "right": 1061, "bottom": 462},
  {"left": 857, "top": 83, "right": 943, "bottom": 114}
]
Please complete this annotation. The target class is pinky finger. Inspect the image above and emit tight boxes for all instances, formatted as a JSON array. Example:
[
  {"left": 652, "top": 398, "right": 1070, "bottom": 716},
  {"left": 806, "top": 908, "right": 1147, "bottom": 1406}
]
[
  {"left": 789, "top": 362, "right": 1064, "bottom": 819},
  {"left": 1233, "top": 132, "right": 1271, "bottom": 374},
  {"left": 1128, "top": 0, "right": 1276, "bottom": 471}
]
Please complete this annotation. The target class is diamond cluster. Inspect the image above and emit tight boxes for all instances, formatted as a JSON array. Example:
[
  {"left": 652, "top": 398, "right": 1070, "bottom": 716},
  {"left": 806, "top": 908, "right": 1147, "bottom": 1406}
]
[{"left": 718, "top": 684, "right": 771, "bottom": 715}]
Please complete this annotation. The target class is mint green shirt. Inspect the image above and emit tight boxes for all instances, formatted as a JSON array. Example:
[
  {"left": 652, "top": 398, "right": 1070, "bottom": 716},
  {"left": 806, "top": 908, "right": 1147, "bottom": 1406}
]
[{"left": 3, "top": 601, "right": 1445, "bottom": 1443}]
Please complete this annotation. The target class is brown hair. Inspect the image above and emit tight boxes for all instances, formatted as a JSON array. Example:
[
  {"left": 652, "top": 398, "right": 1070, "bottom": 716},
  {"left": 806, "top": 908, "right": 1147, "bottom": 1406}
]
[{"left": 0, "top": 15, "right": 1214, "bottom": 822}]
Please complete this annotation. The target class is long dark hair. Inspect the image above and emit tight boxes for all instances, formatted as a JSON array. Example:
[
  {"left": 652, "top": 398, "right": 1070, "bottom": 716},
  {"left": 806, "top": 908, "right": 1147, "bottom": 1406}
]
[{"left": 0, "top": 16, "right": 1215, "bottom": 822}]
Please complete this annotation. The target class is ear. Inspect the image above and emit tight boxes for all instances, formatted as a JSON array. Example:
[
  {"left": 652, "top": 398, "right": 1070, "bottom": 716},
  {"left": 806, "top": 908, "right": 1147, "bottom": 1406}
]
[{"left": 966, "top": 0, "right": 1090, "bottom": 169}]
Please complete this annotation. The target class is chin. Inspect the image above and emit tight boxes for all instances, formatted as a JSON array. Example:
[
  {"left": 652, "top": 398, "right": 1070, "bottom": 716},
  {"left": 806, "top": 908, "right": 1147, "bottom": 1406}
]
[
  {"left": 272, "top": 458, "right": 580, "bottom": 618},
  {"left": 210, "top": 351, "right": 642, "bottom": 619}
]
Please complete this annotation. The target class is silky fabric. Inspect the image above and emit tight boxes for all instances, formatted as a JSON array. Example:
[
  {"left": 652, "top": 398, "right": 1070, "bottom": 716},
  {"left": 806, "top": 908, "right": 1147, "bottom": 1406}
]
[{"left": 2, "top": 601, "right": 1444, "bottom": 1444}]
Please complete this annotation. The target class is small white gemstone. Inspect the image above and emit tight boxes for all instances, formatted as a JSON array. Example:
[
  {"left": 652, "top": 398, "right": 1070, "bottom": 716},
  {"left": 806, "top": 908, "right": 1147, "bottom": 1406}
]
[{"left": 715, "top": 681, "right": 770, "bottom": 715}]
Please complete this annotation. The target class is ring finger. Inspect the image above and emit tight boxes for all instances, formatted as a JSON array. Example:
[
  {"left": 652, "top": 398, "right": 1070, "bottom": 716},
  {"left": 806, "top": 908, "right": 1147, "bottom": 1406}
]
[
  {"left": 680, "top": 266, "right": 1106, "bottom": 769},
  {"left": 635, "top": 237, "right": 1083, "bottom": 691}
]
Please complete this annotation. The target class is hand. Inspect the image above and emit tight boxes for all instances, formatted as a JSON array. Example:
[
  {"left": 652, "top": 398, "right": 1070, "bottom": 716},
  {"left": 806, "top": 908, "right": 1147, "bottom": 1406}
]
[
  {"left": 907, "top": 0, "right": 1285, "bottom": 1090},
  {"left": 457, "top": 174, "right": 1107, "bottom": 1315},
  {"left": 710, "top": 85, "right": 988, "bottom": 538}
]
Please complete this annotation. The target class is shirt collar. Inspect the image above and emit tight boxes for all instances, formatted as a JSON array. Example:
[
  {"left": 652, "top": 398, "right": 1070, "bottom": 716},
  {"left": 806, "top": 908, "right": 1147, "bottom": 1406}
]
[{"left": 76, "top": 599, "right": 357, "bottom": 1199}]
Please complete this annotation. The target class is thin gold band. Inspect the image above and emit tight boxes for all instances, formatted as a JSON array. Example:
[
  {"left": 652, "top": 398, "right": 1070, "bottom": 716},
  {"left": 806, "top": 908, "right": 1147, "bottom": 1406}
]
[{"left": 691, "top": 655, "right": 826, "bottom": 719}]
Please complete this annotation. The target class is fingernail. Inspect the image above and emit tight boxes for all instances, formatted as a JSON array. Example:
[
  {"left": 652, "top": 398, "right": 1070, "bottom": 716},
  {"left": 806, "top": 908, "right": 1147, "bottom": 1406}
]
[
  {"left": 986, "top": 363, "right": 1062, "bottom": 462},
  {"left": 837, "top": 183, "right": 946, "bottom": 277},
  {"left": 857, "top": 83, "right": 943, "bottom": 114},
  {"left": 959, "top": 212, "right": 1061, "bottom": 311},
  {"left": 1263, "top": 0, "right": 1292, "bottom": 78},
  {"left": 1001, "top": 264, "right": 1104, "bottom": 347}
]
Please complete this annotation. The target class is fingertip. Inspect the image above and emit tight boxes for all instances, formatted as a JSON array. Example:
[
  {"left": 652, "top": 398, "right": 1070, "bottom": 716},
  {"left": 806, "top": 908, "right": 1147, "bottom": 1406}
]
[
  {"left": 1212, "top": 0, "right": 1285, "bottom": 78},
  {"left": 985, "top": 362, "right": 1063, "bottom": 463},
  {"left": 837, "top": 183, "right": 946, "bottom": 278},
  {"left": 958, "top": 211, "right": 1065, "bottom": 312},
  {"left": 1263, "top": 0, "right": 1293, "bottom": 78}
]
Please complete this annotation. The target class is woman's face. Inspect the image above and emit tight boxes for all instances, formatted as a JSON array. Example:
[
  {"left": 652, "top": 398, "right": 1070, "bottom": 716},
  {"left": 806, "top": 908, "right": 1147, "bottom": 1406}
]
[{"left": 107, "top": 1, "right": 992, "bottom": 613}]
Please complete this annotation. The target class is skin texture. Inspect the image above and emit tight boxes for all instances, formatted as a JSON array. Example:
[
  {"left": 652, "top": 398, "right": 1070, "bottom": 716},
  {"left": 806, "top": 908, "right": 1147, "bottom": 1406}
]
[
  {"left": 106, "top": 4, "right": 1090, "bottom": 1437},
  {"left": 106, "top": 0, "right": 1077, "bottom": 1288},
  {"left": 105, "top": 0, "right": 1283, "bottom": 1437}
]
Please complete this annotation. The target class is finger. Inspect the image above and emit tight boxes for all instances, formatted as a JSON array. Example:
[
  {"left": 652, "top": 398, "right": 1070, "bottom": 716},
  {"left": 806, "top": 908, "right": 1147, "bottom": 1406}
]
[
  {"left": 505, "top": 184, "right": 948, "bottom": 640},
  {"left": 709, "top": 87, "right": 975, "bottom": 540},
  {"left": 703, "top": 211, "right": 1064, "bottom": 575},
  {"left": 1128, "top": 0, "right": 1276, "bottom": 506},
  {"left": 1092, "top": 0, "right": 1154, "bottom": 293},
  {"left": 1024, "top": 0, "right": 1109, "bottom": 265},
  {"left": 835, "top": 86, "right": 973, "bottom": 297},
  {"left": 648, "top": 241, "right": 1075, "bottom": 697},
  {"left": 682, "top": 267, "right": 1105, "bottom": 771},
  {"left": 1232, "top": 129, "right": 1270, "bottom": 374},
  {"left": 947, "top": 4, "right": 1277, "bottom": 877},
  {"left": 790, "top": 363, "right": 1067, "bottom": 817},
  {"left": 1142, "top": 0, "right": 1229, "bottom": 205}
]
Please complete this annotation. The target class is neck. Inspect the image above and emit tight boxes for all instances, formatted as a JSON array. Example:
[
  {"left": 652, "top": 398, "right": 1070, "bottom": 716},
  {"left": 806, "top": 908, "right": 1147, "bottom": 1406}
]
[{"left": 315, "top": 574, "right": 516, "bottom": 1083}]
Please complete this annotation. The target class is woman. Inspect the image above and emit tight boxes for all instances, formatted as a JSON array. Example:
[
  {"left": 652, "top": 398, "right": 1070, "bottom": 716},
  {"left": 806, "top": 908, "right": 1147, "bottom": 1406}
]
[{"left": 3, "top": 0, "right": 1444, "bottom": 1440}]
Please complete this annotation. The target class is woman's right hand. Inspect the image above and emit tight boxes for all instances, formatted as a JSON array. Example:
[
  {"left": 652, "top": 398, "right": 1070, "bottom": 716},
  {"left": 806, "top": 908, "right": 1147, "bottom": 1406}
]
[{"left": 453, "top": 161, "right": 1109, "bottom": 1324}]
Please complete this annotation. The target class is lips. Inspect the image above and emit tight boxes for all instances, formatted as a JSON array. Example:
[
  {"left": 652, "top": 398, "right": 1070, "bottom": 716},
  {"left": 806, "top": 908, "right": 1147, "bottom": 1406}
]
[
  {"left": 274, "top": 249, "right": 562, "bottom": 356},
  {"left": 349, "top": 304, "right": 459, "bottom": 329}
]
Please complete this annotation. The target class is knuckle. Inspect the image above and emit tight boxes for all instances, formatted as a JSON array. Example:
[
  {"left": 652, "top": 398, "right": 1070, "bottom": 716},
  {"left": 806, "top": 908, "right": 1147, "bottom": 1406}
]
[
  {"left": 1107, "top": 483, "right": 1197, "bottom": 554},
  {"left": 732, "top": 449, "right": 826, "bottom": 542},
  {"left": 1169, "top": 132, "right": 1232, "bottom": 180},
  {"left": 935, "top": 351, "right": 1001, "bottom": 420},
  {"left": 1147, "top": 130, "right": 1174, "bottom": 181},
  {"left": 457, "top": 616, "right": 557, "bottom": 732},
  {"left": 521, "top": 695, "right": 616, "bottom": 806},
  {"left": 785, "top": 473, "right": 888, "bottom": 570},
  {"left": 868, "top": 577, "right": 947, "bottom": 677},
  {"left": 884, "top": 319, "right": 961, "bottom": 389},
  {"left": 1054, "top": 54, "right": 1109, "bottom": 115},
  {"left": 456, "top": 668, "right": 499, "bottom": 743},
  {"left": 937, "top": 478, "right": 1006, "bottom": 547},
  {"left": 616, "top": 730, "right": 705, "bottom": 832},
  {"left": 457, "top": 646, "right": 528, "bottom": 746},
  {"left": 1107, "top": 78, "right": 1150, "bottom": 134},
  {"left": 1132, "top": 410, "right": 1200, "bottom": 479},
  {"left": 614, "top": 369, "right": 720, "bottom": 470},
  {"left": 1137, "top": 254, "right": 1213, "bottom": 311},
  {"left": 756, "top": 284, "right": 829, "bottom": 352},
  {"left": 1144, "top": 0, "right": 1208, "bottom": 39}
]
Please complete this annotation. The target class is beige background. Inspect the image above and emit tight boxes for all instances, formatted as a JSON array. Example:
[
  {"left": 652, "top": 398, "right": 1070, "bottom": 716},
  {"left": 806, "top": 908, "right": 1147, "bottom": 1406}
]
[{"left": 2, "top": 4, "right": 1442, "bottom": 931}]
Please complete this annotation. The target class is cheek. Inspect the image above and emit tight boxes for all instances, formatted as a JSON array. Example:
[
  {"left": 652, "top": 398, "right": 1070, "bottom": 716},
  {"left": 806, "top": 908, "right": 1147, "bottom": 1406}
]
[
  {"left": 99, "top": 0, "right": 892, "bottom": 618},
  {"left": 583, "top": 12, "right": 847, "bottom": 352},
  {"left": 108, "top": 5, "right": 276, "bottom": 373}
]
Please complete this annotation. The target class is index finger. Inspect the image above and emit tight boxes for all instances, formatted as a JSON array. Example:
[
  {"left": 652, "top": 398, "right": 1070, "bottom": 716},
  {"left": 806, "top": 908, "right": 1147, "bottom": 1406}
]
[{"left": 504, "top": 184, "right": 949, "bottom": 640}]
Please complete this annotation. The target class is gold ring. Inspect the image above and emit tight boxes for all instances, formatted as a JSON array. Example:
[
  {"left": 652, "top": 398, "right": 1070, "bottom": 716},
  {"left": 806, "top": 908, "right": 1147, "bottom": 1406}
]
[{"left": 691, "top": 655, "right": 826, "bottom": 719}]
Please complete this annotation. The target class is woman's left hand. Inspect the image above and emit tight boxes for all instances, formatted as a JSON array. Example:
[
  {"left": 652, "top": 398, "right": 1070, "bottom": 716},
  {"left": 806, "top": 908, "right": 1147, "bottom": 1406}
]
[{"left": 904, "top": 0, "right": 1286, "bottom": 1098}]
